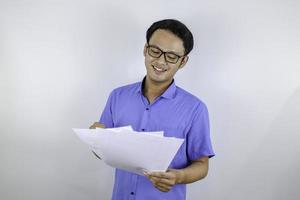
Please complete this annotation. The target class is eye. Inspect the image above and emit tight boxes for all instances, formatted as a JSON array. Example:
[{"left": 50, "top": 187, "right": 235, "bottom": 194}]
[
  {"left": 149, "top": 47, "right": 161, "bottom": 55},
  {"left": 166, "top": 53, "right": 178, "bottom": 60}
]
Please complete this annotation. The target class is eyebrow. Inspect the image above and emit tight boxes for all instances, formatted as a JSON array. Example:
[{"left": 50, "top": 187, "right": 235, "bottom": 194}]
[{"left": 148, "top": 44, "right": 184, "bottom": 56}]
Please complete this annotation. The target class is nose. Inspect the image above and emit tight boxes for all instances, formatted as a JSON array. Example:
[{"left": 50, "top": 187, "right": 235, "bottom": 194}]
[{"left": 156, "top": 53, "right": 168, "bottom": 66}]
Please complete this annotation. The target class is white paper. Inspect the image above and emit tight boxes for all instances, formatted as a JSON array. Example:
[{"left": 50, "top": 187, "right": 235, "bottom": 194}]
[{"left": 72, "top": 126, "right": 183, "bottom": 175}]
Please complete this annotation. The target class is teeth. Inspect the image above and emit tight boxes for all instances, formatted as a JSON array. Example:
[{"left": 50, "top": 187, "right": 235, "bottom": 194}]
[{"left": 153, "top": 66, "right": 166, "bottom": 72}]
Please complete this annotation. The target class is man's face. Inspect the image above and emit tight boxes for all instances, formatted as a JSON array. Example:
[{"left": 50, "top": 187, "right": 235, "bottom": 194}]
[{"left": 144, "top": 29, "right": 188, "bottom": 84}]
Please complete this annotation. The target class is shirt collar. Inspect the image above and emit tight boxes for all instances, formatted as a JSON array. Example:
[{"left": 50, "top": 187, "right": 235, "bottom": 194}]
[{"left": 136, "top": 77, "right": 177, "bottom": 99}]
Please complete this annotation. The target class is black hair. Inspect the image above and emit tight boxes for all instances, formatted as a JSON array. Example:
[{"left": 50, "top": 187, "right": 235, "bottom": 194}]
[{"left": 146, "top": 19, "right": 194, "bottom": 55}]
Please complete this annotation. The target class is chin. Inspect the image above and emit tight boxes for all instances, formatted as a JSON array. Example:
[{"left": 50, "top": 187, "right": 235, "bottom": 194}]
[{"left": 149, "top": 75, "right": 170, "bottom": 83}]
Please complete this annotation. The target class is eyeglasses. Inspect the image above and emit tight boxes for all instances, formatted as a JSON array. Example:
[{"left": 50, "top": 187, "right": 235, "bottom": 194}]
[{"left": 146, "top": 44, "right": 185, "bottom": 64}]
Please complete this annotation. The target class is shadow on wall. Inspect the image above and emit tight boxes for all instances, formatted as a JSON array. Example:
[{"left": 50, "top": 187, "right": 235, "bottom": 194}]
[{"left": 225, "top": 86, "right": 300, "bottom": 200}]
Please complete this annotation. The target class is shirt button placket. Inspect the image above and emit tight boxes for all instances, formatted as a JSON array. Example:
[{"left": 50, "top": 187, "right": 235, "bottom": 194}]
[
  {"left": 140, "top": 107, "right": 150, "bottom": 132},
  {"left": 129, "top": 175, "right": 138, "bottom": 200}
]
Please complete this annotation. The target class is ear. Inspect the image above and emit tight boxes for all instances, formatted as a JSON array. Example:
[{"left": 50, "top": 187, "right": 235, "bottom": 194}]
[
  {"left": 178, "top": 56, "right": 189, "bottom": 69},
  {"left": 143, "top": 44, "right": 148, "bottom": 56}
]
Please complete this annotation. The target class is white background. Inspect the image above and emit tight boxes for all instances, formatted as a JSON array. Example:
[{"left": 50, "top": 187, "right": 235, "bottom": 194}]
[{"left": 0, "top": 0, "right": 299, "bottom": 199}]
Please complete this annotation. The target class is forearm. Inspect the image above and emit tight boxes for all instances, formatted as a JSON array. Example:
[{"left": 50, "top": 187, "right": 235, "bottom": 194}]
[{"left": 175, "top": 157, "right": 209, "bottom": 184}]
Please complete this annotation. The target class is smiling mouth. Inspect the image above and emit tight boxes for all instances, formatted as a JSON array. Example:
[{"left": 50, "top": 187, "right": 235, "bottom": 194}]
[{"left": 152, "top": 65, "right": 167, "bottom": 72}]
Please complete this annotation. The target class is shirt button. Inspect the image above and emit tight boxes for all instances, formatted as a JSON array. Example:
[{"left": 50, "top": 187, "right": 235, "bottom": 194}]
[
  {"left": 146, "top": 108, "right": 149, "bottom": 110},
  {"left": 142, "top": 129, "right": 145, "bottom": 131},
  {"left": 130, "top": 192, "right": 135, "bottom": 195}
]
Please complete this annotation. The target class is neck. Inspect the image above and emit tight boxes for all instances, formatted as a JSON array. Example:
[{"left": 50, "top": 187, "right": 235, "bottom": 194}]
[{"left": 143, "top": 76, "right": 173, "bottom": 103}]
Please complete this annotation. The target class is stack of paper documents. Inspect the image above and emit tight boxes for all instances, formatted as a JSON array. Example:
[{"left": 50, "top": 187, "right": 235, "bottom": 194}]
[{"left": 72, "top": 126, "right": 184, "bottom": 175}]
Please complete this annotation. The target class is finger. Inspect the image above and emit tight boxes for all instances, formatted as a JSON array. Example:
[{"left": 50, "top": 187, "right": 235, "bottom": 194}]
[
  {"left": 89, "top": 122, "right": 105, "bottom": 129},
  {"left": 154, "top": 183, "right": 171, "bottom": 192},
  {"left": 150, "top": 176, "right": 174, "bottom": 186},
  {"left": 148, "top": 171, "right": 171, "bottom": 179},
  {"left": 89, "top": 123, "right": 97, "bottom": 129},
  {"left": 148, "top": 171, "right": 176, "bottom": 183},
  {"left": 143, "top": 171, "right": 150, "bottom": 179},
  {"left": 156, "top": 186, "right": 170, "bottom": 192},
  {"left": 92, "top": 122, "right": 105, "bottom": 128},
  {"left": 148, "top": 175, "right": 173, "bottom": 192},
  {"left": 155, "top": 182, "right": 171, "bottom": 190},
  {"left": 97, "top": 123, "right": 105, "bottom": 128}
]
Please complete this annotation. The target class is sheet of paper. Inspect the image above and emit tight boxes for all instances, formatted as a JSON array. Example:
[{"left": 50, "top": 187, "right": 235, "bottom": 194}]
[
  {"left": 101, "top": 126, "right": 163, "bottom": 137},
  {"left": 104, "top": 126, "right": 133, "bottom": 132},
  {"left": 73, "top": 126, "right": 183, "bottom": 175}
]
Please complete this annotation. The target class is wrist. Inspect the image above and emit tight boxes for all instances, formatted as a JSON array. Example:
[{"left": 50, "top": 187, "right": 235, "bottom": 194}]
[{"left": 174, "top": 169, "right": 185, "bottom": 184}]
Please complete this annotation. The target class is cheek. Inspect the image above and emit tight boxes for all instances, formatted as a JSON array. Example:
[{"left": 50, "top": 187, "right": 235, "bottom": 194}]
[
  {"left": 145, "top": 56, "right": 155, "bottom": 65},
  {"left": 144, "top": 58, "right": 153, "bottom": 70},
  {"left": 168, "top": 65, "right": 180, "bottom": 75}
]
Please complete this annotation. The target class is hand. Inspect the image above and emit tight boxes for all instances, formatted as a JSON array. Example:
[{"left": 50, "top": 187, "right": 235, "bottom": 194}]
[
  {"left": 144, "top": 169, "right": 182, "bottom": 192},
  {"left": 89, "top": 122, "right": 105, "bottom": 129},
  {"left": 89, "top": 122, "right": 105, "bottom": 160}
]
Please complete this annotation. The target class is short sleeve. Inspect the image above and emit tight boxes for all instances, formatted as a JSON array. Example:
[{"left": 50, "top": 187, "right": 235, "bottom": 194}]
[
  {"left": 99, "top": 90, "right": 115, "bottom": 128},
  {"left": 187, "top": 103, "right": 215, "bottom": 161}
]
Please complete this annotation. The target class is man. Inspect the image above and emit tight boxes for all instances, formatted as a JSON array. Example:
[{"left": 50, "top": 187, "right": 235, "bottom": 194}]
[{"left": 90, "top": 19, "right": 215, "bottom": 200}]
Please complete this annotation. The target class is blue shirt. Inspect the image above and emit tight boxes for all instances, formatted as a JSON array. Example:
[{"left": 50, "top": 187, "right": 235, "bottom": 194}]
[{"left": 100, "top": 78, "right": 215, "bottom": 200}]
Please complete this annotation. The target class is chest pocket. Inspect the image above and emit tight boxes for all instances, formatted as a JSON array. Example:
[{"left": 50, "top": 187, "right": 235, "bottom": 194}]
[
  {"left": 161, "top": 124, "right": 186, "bottom": 139},
  {"left": 151, "top": 116, "right": 187, "bottom": 139}
]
